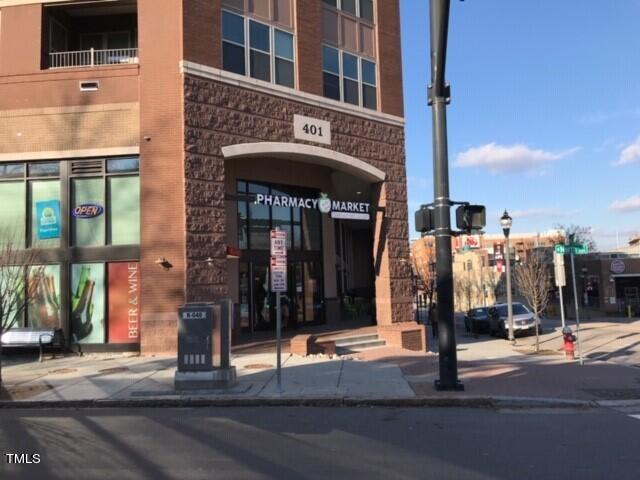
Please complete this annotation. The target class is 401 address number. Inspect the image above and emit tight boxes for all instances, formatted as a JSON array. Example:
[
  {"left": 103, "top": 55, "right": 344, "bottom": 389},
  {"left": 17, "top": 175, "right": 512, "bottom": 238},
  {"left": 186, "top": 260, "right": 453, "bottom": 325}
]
[{"left": 293, "top": 114, "right": 331, "bottom": 145}]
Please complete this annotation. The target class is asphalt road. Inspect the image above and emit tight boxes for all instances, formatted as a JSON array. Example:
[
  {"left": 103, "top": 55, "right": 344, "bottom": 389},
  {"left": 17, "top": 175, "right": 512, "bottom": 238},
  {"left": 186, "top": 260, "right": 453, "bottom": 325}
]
[{"left": 1, "top": 406, "right": 639, "bottom": 480}]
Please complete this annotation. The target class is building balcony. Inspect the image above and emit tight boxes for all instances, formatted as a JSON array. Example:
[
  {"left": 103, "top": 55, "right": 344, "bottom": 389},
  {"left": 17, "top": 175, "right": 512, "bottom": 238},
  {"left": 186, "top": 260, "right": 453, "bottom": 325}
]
[
  {"left": 49, "top": 48, "right": 139, "bottom": 69},
  {"left": 44, "top": 0, "right": 138, "bottom": 70}
]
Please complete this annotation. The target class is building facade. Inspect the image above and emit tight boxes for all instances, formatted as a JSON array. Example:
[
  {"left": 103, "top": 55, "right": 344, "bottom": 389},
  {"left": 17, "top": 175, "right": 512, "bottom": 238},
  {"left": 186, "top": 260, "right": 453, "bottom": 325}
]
[{"left": 0, "top": 0, "right": 422, "bottom": 353}]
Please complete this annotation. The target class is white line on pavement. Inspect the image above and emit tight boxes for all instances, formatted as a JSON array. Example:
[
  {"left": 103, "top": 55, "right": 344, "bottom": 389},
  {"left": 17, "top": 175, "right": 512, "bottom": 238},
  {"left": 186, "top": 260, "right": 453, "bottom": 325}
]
[{"left": 630, "top": 414, "right": 640, "bottom": 421}]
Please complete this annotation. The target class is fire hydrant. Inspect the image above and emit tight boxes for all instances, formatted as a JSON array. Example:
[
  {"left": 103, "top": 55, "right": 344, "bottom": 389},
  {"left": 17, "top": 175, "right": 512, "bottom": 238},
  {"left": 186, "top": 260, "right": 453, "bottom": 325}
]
[{"left": 562, "top": 326, "right": 576, "bottom": 360}]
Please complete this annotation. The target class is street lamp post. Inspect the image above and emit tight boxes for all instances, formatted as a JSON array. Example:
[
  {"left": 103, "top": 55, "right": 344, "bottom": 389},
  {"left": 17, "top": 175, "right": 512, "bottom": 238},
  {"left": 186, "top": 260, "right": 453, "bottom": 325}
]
[{"left": 500, "top": 210, "right": 515, "bottom": 343}]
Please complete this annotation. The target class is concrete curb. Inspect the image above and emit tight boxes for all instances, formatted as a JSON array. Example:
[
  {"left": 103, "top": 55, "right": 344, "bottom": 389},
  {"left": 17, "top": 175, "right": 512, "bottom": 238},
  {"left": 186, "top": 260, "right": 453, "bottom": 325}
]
[{"left": 0, "top": 394, "right": 617, "bottom": 410}]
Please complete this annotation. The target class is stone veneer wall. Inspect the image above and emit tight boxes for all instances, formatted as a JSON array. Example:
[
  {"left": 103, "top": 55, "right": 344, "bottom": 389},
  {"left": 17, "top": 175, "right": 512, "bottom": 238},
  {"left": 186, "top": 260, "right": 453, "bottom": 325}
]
[{"left": 183, "top": 74, "right": 413, "bottom": 325}]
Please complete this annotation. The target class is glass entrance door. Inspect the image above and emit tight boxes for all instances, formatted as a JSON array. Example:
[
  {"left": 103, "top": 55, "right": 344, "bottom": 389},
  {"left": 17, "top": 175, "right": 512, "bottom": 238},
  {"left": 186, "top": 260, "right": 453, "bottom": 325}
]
[{"left": 239, "top": 258, "right": 323, "bottom": 334}]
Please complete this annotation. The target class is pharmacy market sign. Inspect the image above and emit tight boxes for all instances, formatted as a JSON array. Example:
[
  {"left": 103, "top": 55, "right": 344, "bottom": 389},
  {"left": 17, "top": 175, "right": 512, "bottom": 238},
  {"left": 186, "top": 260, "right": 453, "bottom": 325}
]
[{"left": 255, "top": 192, "right": 370, "bottom": 220}]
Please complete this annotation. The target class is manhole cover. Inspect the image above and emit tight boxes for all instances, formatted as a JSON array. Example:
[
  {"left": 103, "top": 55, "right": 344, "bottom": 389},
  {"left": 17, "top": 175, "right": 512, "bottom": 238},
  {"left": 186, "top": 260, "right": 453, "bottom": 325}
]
[
  {"left": 97, "top": 366, "right": 129, "bottom": 375},
  {"left": 244, "top": 363, "right": 273, "bottom": 369},
  {"left": 48, "top": 368, "right": 77, "bottom": 375}
]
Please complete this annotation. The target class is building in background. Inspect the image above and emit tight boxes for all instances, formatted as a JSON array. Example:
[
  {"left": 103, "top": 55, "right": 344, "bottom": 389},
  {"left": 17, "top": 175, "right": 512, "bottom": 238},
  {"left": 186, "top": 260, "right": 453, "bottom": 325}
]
[{"left": 0, "top": 0, "right": 421, "bottom": 353}]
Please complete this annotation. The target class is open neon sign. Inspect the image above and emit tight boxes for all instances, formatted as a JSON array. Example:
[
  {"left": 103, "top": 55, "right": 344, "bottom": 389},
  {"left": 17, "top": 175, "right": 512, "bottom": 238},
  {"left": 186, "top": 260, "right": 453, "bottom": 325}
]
[{"left": 72, "top": 204, "right": 104, "bottom": 218}]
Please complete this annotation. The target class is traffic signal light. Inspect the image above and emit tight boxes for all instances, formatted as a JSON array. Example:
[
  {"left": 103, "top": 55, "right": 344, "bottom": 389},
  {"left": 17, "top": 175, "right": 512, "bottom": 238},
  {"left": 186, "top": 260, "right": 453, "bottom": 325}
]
[
  {"left": 415, "top": 205, "right": 434, "bottom": 233},
  {"left": 456, "top": 204, "right": 486, "bottom": 232}
]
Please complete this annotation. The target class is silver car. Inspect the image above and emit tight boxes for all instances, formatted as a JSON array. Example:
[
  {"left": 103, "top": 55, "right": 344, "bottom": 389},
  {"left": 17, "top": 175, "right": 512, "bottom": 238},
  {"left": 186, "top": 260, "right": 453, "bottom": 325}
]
[{"left": 488, "top": 303, "right": 542, "bottom": 337}]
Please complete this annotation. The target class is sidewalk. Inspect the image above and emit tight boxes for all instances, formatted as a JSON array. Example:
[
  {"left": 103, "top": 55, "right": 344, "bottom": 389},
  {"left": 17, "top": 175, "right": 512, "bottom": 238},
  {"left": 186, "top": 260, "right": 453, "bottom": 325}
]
[{"left": 1, "top": 321, "right": 639, "bottom": 407}]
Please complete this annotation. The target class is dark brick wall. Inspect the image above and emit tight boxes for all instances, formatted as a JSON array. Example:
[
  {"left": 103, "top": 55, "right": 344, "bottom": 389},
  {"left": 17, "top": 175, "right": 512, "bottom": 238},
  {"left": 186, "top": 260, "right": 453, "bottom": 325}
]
[{"left": 183, "top": 74, "right": 413, "bottom": 324}]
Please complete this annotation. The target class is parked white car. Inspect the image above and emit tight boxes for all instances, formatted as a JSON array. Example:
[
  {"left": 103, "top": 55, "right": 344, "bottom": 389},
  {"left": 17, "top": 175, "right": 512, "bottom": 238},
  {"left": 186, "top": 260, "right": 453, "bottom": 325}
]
[{"left": 488, "top": 303, "right": 542, "bottom": 337}]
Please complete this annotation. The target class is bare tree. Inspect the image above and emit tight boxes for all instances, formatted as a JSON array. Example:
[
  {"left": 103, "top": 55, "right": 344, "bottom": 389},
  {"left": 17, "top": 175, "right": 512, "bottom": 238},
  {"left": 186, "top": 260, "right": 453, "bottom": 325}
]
[
  {"left": 0, "top": 234, "right": 43, "bottom": 385},
  {"left": 454, "top": 271, "right": 475, "bottom": 311},
  {"left": 485, "top": 267, "right": 504, "bottom": 304},
  {"left": 514, "top": 250, "right": 552, "bottom": 352},
  {"left": 554, "top": 224, "right": 597, "bottom": 252},
  {"left": 411, "top": 239, "right": 436, "bottom": 307}
]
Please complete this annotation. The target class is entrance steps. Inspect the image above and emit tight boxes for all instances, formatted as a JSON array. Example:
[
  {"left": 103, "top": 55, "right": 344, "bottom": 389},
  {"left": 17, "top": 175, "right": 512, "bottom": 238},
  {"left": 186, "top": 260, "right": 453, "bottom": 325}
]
[{"left": 334, "top": 334, "right": 386, "bottom": 354}]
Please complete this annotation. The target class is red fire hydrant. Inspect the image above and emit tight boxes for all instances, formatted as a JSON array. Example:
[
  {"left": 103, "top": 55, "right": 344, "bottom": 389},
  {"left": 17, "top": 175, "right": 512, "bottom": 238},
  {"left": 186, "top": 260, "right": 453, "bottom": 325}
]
[{"left": 562, "top": 326, "right": 576, "bottom": 360}]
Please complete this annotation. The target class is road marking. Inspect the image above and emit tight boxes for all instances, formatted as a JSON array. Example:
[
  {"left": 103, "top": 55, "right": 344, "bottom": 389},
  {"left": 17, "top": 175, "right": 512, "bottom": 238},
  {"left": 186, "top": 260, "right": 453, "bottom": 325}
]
[{"left": 630, "top": 414, "right": 640, "bottom": 421}]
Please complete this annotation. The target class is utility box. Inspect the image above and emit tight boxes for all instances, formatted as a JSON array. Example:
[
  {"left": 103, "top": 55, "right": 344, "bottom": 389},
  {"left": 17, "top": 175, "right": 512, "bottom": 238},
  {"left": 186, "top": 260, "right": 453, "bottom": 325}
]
[
  {"left": 177, "top": 303, "right": 214, "bottom": 372},
  {"left": 175, "top": 300, "right": 237, "bottom": 390}
]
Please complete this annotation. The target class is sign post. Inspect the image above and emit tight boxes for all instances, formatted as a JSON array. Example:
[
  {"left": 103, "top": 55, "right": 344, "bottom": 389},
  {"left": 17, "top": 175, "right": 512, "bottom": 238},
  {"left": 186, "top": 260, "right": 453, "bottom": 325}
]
[
  {"left": 553, "top": 252, "right": 566, "bottom": 329},
  {"left": 560, "top": 238, "right": 589, "bottom": 365},
  {"left": 270, "top": 228, "right": 287, "bottom": 393}
]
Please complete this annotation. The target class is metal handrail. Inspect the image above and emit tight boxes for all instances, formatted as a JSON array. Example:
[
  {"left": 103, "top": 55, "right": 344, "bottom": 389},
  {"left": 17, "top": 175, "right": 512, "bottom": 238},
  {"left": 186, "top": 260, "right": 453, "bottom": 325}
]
[{"left": 49, "top": 47, "right": 139, "bottom": 69}]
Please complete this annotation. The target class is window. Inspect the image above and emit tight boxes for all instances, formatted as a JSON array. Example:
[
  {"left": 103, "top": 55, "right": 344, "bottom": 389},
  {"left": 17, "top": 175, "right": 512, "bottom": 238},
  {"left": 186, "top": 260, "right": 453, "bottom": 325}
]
[
  {"left": 71, "top": 157, "right": 140, "bottom": 247},
  {"left": 72, "top": 178, "right": 105, "bottom": 247},
  {"left": 322, "top": 46, "right": 340, "bottom": 100},
  {"left": 324, "top": 0, "right": 373, "bottom": 21},
  {"left": 0, "top": 157, "right": 139, "bottom": 250},
  {"left": 222, "top": 10, "right": 295, "bottom": 88},
  {"left": 250, "top": 20, "right": 271, "bottom": 81},
  {"left": 322, "top": 46, "right": 377, "bottom": 109},
  {"left": 236, "top": 181, "right": 322, "bottom": 252},
  {"left": 222, "top": 10, "right": 246, "bottom": 75}
]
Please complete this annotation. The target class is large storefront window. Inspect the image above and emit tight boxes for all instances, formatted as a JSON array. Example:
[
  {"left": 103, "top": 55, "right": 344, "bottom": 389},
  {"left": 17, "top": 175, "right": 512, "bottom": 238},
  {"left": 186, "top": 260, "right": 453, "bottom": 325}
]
[
  {"left": 71, "top": 263, "right": 106, "bottom": 344},
  {"left": 72, "top": 178, "right": 105, "bottom": 246},
  {"left": 236, "top": 180, "right": 323, "bottom": 251},
  {"left": 0, "top": 265, "right": 61, "bottom": 329},
  {"left": 0, "top": 156, "right": 140, "bottom": 347},
  {"left": 108, "top": 176, "right": 140, "bottom": 245},
  {"left": 28, "top": 265, "right": 61, "bottom": 329},
  {"left": 236, "top": 180, "right": 324, "bottom": 333},
  {"left": 0, "top": 181, "right": 26, "bottom": 246}
]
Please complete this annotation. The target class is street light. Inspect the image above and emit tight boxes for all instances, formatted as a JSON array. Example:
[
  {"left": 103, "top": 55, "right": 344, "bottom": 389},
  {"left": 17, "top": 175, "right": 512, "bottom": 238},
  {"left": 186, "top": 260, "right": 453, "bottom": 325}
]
[{"left": 500, "top": 210, "right": 515, "bottom": 343}]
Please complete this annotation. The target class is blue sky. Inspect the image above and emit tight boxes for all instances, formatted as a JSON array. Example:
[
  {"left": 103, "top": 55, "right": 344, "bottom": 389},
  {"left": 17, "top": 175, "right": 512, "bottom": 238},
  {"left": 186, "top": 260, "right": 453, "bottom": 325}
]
[{"left": 400, "top": 0, "right": 640, "bottom": 249}]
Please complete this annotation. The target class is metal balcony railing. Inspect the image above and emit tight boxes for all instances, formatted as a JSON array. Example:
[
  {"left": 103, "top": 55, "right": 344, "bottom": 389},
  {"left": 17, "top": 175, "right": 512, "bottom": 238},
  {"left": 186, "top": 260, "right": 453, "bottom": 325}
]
[{"left": 48, "top": 48, "right": 139, "bottom": 69}]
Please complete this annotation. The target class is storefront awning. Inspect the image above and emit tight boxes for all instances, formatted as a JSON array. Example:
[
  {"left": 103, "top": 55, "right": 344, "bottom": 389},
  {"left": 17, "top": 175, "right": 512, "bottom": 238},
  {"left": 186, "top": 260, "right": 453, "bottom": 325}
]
[{"left": 221, "top": 142, "right": 386, "bottom": 183}]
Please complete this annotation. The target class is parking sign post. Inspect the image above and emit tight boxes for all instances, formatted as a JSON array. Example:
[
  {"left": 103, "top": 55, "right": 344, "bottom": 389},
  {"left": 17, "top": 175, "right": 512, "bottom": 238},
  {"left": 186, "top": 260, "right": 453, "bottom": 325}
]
[{"left": 270, "top": 228, "right": 287, "bottom": 392}]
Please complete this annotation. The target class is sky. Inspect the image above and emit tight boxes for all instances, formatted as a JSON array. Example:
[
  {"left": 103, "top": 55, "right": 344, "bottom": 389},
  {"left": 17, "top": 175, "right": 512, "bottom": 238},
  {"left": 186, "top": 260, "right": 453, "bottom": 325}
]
[{"left": 400, "top": 0, "right": 640, "bottom": 250}]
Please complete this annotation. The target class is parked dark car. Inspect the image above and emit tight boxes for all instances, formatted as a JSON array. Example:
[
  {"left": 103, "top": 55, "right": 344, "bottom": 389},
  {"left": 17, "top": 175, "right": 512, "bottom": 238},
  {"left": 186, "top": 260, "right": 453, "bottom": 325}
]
[{"left": 464, "top": 307, "right": 491, "bottom": 334}]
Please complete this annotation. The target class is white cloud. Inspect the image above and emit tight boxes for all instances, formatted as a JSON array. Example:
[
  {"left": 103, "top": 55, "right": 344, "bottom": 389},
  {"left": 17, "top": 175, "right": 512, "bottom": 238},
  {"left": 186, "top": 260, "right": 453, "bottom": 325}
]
[
  {"left": 609, "top": 195, "right": 640, "bottom": 213},
  {"left": 613, "top": 137, "right": 640, "bottom": 166},
  {"left": 454, "top": 143, "right": 579, "bottom": 174}
]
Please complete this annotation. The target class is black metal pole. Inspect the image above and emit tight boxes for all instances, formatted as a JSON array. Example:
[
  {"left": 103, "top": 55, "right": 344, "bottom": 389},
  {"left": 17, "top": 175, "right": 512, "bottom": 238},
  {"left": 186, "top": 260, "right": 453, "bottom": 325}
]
[{"left": 429, "top": 0, "right": 461, "bottom": 390}]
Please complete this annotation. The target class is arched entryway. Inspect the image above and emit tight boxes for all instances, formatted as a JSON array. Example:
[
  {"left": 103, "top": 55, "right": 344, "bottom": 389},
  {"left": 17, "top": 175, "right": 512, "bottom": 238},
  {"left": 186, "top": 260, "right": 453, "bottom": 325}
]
[{"left": 222, "top": 142, "right": 386, "bottom": 337}]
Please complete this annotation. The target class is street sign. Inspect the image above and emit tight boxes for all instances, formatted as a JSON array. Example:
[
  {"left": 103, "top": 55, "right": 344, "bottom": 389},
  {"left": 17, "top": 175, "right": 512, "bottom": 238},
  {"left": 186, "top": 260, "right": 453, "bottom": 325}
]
[
  {"left": 610, "top": 259, "right": 625, "bottom": 274},
  {"left": 270, "top": 229, "right": 287, "bottom": 293},
  {"left": 555, "top": 243, "right": 589, "bottom": 255},
  {"left": 553, "top": 252, "right": 566, "bottom": 287},
  {"left": 270, "top": 230, "right": 287, "bottom": 257},
  {"left": 270, "top": 262, "right": 287, "bottom": 292}
]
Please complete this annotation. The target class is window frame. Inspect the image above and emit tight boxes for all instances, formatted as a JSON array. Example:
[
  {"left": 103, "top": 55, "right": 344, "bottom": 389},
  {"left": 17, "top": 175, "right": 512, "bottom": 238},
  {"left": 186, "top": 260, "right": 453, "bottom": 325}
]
[
  {"left": 322, "top": 44, "right": 378, "bottom": 110},
  {"left": 221, "top": 8, "right": 296, "bottom": 89},
  {"left": 323, "top": 0, "right": 375, "bottom": 23}
]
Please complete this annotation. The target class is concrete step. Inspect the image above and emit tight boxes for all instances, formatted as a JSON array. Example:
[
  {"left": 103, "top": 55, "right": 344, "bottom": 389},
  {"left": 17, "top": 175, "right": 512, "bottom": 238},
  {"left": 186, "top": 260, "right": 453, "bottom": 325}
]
[
  {"left": 334, "top": 334, "right": 380, "bottom": 347},
  {"left": 336, "top": 339, "right": 387, "bottom": 354}
]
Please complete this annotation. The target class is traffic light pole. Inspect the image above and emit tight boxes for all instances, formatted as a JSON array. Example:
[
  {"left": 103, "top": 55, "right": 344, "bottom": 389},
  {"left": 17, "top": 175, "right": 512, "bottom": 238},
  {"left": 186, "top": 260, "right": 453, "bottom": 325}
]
[{"left": 429, "top": 0, "right": 462, "bottom": 390}]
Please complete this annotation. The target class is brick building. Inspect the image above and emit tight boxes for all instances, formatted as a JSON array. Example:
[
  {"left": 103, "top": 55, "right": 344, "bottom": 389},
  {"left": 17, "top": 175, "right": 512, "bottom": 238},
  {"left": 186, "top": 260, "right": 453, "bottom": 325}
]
[{"left": 0, "top": 0, "right": 422, "bottom": 353}]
